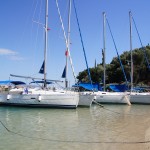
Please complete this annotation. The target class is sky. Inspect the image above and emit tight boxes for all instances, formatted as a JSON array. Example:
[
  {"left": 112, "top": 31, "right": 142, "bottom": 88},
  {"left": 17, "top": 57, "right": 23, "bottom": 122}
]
[{"left": 0, "top": 0, "right": 150, "bottom": 86}]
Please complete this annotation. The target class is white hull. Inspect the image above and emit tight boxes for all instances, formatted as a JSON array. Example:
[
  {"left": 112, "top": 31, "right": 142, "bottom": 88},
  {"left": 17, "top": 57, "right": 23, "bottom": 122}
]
[
  {"left": 78, "top": 92, "right": 96, "bottom": 107},
  {"left": 130, "top": 93, "right": 150, "bottom": 104},
  {"left": 0, "top": 91, "right": 79, "bottom": 108},
  {"left": 0, "top": 93, "right": 7, "bottom": 102},
  {"left": 95, "top": 91, "right": 130, "bottom": 104}
]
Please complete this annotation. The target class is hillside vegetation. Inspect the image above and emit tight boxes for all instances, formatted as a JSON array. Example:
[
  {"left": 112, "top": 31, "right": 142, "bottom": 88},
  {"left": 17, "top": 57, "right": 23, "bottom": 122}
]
[{"left": 77, "top": 45, "right": 150, "bottom": 86}]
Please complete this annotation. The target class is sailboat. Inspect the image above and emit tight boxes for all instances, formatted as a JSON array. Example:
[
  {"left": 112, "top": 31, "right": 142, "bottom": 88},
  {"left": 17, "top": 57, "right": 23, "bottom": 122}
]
[
  {"left": 0, "top": 0, "right": 79, "bottom": 108},
  {"left": 129, "top": 11, "right": 150, "bottom": 104},
  {"left": 95, "top": 12, "right": 131, "bottom": 105},
  {"left": 56, "top": 0, "right": 95, "bottom": 107}
]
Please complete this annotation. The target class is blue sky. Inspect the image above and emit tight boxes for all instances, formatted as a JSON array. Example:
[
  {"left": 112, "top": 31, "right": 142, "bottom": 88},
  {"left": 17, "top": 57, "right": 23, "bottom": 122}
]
[{"left": 0, "top": 0, "right": 150, "bottom": 85}]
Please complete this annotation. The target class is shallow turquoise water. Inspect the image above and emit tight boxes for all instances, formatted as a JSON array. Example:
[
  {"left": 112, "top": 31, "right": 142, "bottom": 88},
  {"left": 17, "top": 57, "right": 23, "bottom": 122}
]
[{"left": 0, "top": 104, "right": 150, "bottom": 150}]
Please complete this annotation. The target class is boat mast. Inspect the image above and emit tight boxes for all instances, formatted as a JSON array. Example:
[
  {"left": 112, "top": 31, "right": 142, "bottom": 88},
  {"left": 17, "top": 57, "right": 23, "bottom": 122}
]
[
  {"left": 44, "top": 0, "right": 48, "bottom": 88},
  {"left": 55, "top": 0, "right": 77, "bottom": 86},
  {"left": 129, "top": 11, "right": 133, "bottom": 92},
  {"left": 103, "top": 12, "right": 106, "bottom": 91},
  {"left": 65, "top": 0, "right": 72, "bottom": 88}
]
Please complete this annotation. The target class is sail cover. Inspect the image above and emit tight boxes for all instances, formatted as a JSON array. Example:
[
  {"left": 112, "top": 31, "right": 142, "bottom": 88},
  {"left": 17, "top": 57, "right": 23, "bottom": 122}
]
[
  {"left": 0, "top": 80, "right": 26, "bottom": 85},
  {"left": 73, "top": 83, "right": 102, "bottom": 91},
  {"left": 109, "top": 84, "right": 128, "bottom": 92}
]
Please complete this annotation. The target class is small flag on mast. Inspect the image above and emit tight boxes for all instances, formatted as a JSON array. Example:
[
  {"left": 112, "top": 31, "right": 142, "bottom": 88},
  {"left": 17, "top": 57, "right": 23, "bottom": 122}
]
[
  {"left": 39, "top": 61, "right": 45, "bottom": 74},
  {"left": 61, "top": 65, "right": 66, "bottom": 78},
  {"left": 65, "top": 50, "right": 68, "bottom": 56},
  {"left": 47, "top": 28, "right": 51, "bottom": 31}
]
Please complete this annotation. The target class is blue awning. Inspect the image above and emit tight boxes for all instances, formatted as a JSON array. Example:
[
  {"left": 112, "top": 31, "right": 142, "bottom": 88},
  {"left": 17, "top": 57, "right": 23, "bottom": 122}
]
[
  {"left": 0, "top": 80, "right": 26, "bottom": 85},
  {"left": 109, "top": 84, "right": 128, "bottom": 92},
  {"left": 73, "top": 83, "right": 102, "bottom": 91}
]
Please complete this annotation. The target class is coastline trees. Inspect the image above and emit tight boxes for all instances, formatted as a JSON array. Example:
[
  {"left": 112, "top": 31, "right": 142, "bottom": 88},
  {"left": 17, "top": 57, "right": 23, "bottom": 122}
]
[{"left": 77, "top": 45, "right": 150, "bottom": 86}]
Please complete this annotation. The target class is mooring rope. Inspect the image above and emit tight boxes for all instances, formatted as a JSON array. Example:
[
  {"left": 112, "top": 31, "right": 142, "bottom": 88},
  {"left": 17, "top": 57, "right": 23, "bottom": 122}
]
[
  {"left": 0, "top": 108, "right": 150, "bottom": 145},
  {"left": 0, "top": 119, "right": 150, "bottom": 144},
  {"left": 92, "top": 99, "right": 149, "bottom": 116}
]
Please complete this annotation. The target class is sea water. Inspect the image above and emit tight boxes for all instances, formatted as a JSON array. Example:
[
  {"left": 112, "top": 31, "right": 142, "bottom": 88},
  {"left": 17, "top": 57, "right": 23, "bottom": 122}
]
[{"left": 0, "top": 104, "right": 150, "bottom": 150}]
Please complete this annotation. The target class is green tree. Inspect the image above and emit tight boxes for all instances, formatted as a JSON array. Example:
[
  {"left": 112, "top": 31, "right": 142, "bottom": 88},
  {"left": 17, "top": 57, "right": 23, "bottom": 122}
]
[{"left": 77, "top": 45, "right": 150, "bottom": 85}]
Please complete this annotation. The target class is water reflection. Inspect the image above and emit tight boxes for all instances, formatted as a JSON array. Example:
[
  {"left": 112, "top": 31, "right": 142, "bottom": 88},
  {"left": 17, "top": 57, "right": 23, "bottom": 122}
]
[{"left": 0, "top": 105, "right": 150, "bottom": 149}]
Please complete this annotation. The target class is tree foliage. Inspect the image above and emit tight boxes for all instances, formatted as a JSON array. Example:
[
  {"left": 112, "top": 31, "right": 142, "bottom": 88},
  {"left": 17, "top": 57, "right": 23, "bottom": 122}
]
[{"left": 77, "top": 45, "right": 150, "bottom": 85}]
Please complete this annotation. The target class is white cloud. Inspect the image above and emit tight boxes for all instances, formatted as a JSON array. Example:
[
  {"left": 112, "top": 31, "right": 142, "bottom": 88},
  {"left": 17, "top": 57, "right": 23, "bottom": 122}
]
[
  {"left": 0, "top": 48, "right": 17, "bottom": 55},
  {"left": 9, "top": 55, "right": 24, "bottom": 61},
  {"left": 0, "top": 48, "right": 24, "bottom": 61}
]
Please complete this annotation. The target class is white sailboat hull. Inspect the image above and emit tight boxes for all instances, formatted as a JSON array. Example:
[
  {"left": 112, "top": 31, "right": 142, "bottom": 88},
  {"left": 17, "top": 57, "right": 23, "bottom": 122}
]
[
  {"left": 0, "top": 93, "right": 7, "bottom": 102},
  {"left": 78, "top": 92, "right": 96, "bottom": 107},
  {"left": 0, "top": 91, "right": 79, "bottom": 108},
  {"left": 130, "top": 93, "right": 150, "bottom": 104},
  {"left": 95, "top": 91, "right": 130, "bottom": 104}
]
